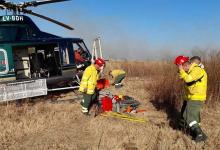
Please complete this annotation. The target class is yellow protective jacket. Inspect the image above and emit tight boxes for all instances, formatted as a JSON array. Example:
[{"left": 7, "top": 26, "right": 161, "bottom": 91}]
[
  {"left": 79, "top": 64, "right": 99, "bottom": 94},
  {"left": 111, "top": 69, "right": 126, "bottom": 78},
  {"left": 179, "top": 63, "right": 207, "bottom": 101}
]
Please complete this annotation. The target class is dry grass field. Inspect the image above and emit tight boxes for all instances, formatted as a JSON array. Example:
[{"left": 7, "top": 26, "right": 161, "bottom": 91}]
[{"left": 0, "top": 54, "right": 220, "bottom": 150}]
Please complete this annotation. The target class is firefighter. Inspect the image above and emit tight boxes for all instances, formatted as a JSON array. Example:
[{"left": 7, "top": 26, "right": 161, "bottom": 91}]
[
  {"left": 74, "top": 49, "right": 86, "bottom": 63},
  {"left": 189, "top": 56, "right": 205, "bottom": 126},
  {"left": 174, "top": 55, "right": 207, "bottom": 142},
  {"left": 79, "top": 58, "right": 105, "bottom": 115},
  {"left": 109, "top": 69, "right": 126, "bottom": 88}
]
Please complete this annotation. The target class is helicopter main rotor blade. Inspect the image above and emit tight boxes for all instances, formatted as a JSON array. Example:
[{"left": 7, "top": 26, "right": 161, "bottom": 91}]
[
  {"left": 0, "top": 4, "right": 6, "bottom": 9},
  {"left": 0, "top": 1, "right": 21, "bottom": 12},
  {"left": 20, "top": 0, "right": 70, "bottom": 8},
  {"left": 22, "top": 8, "right": 74, "bottom": 30}
]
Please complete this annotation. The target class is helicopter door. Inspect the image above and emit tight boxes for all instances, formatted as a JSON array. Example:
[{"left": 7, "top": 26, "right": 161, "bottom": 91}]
[
  {"left": 59, "top": 41, "right": 77, "bottom": 82},
  {"left": 13, "top": 47, "right": 31, "bottom": 79}
]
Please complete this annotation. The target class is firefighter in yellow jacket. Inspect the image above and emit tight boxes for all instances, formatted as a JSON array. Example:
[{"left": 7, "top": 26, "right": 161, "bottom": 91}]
[
  {"left": 109, "top": 69, "right": 126, "bottom": 88},
  {"left": 79, "top": 58, "right": 105, "bottom": 115},
  {"left": 174, "top": 55, "right": 207, "bottom": 142}
]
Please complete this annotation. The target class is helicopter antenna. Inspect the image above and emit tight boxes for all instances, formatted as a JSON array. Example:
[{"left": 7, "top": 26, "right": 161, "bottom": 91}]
[{"left": 0, "top": 0, "right": 74, "bottom": 30}]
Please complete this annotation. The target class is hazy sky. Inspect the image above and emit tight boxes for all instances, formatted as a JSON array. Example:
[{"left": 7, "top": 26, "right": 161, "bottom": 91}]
[{"left": 1, "top": 0, "right": 220, "bottom": 59}]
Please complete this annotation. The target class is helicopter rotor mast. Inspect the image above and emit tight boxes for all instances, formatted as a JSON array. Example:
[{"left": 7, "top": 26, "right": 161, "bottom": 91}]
[{"left": 0, "top": 0, "right": 74, "bottom": 30}]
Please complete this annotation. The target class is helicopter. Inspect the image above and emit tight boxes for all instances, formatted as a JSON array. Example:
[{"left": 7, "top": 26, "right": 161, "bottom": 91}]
[{"left": 0, "top": 0, "right": 94, "bottom": 102}]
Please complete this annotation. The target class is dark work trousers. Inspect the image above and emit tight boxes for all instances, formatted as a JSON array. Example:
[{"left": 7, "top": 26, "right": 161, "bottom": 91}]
[
  {"left": 180, "top": 100, "right": 203, "bottom": 129},
  {"left": 81, "top": 90, "right": 98, "bottom": 112},
  {"left": 114, "top": 74, "right": 126, "bottom": 84}
]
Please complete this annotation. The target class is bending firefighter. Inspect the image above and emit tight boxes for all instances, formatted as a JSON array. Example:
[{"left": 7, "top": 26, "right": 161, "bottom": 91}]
[
  {"left": 109, "top": 69, "right": 126, "bottom": 88},
  {"left": 174, "top": 55, "right": 207, "bottom": 142},
  {"left": 79, "top": 58, "right": 105, "bottom": 115}
]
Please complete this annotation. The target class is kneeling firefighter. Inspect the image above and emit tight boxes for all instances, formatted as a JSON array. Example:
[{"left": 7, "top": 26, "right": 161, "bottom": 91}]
[
  {"left": 79, "top": 58, "right": 105, "bottom": 115},
  {"left": 174, "top": 55, "right": 208, "bottom": 142},
  {"left": 109, "top": 69, "right": 126, "bottom": 88}
]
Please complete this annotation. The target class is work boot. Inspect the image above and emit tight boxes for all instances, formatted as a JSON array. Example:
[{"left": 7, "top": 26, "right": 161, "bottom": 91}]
[
  {"left": 191, "top": 126, "right": 207, "bottom": 142},
  {"left": 82, "top": 112, "right": 90, "bottom": 116},
  {"left": 81, "top": 105, "right": 90, "bottom": 116}
]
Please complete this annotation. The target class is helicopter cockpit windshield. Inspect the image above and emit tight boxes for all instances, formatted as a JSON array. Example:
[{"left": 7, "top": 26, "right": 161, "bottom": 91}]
[{"left": 72, "top": 41, "right": 91, "bottom": 70}]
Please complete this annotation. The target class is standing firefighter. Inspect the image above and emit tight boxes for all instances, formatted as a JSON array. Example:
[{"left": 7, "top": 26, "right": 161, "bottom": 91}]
[
  {"left": 174, "top": 55, "right": 207, "bottom": 142},
  {"left": 109, "top": 69, "right": 126, "bottom": 88},
  {"left": 79, "top": 58, "right": 105, "bottom": 115}
]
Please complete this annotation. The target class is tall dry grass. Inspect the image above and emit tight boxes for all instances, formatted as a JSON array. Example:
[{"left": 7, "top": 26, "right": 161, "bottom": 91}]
[
  {"left": 0, "top": 56, "right": 219, "bottom": 149},
  {"left": 204, "top": 53, "right": 220, "bottom": 106},
  {"left": 107, "top": 60, "right": 165, "bottom": 78},
  {"left": 108, "top": 52, "right": 220, "bottom": 109}
]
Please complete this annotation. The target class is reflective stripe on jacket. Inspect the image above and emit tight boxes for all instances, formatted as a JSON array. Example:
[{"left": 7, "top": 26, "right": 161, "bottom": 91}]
[
  {"left": 179, "top": 63, "right": 207, "bottom": 101},
  {"left": 111, "top": 69, "right": 126, "bottom": 78},
  {"left": 79, "top": 64, "right": 99, "bottom": 94}
]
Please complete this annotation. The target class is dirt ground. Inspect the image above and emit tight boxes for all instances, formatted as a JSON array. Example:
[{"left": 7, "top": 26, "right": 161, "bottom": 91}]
[{"left": 0, "top": 78, "right": 220, "bottom": 150}]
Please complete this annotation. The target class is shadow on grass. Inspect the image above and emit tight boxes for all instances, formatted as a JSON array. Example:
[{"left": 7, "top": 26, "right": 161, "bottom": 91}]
[{"left": 150, "top": 99, "right": 182, "bottom": 130}]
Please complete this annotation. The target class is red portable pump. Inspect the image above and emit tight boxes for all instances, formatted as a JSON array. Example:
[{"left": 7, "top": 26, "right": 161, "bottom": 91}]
[{"left": 101, "top": 96, "right": 113, "bottom": 111}]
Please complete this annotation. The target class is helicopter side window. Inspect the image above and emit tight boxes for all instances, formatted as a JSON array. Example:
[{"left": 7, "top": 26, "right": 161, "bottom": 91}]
[
  {"left": 60, "top": 42, "right": 74, "bottom": 66},
  {"left": 15, "top": 26, "right": 28, "bottom": 40},
  {"left": 62, "top": 47, "right": 70, "bottom": 65},
  {"left": 0, "top": 26, "right": 17, "bottom": 41},
  {"left": 0, "top": 25, "right": 30, "bottom": 41},
  {"left": 0, "top": 49, "right": 9, "bottom": 74}
]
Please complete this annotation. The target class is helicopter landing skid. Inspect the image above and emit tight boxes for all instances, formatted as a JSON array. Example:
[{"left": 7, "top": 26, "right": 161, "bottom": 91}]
[{"left": 47, "top": 86, "right": 79, "bottom": 92}]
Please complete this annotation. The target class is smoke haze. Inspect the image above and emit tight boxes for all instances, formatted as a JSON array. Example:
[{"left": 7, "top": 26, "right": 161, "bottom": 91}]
[
  {"left": 65, "top": 8, "right": 220, "bottom": 60},
  {"left": 6, "top": 0, "right": 220, "bottom": 60}
]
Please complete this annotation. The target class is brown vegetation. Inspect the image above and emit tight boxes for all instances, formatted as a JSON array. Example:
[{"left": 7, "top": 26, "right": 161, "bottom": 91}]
[
  {"left": 204, "top": 53, "right": 220, "bottom": 106},
  {"left": 0, "top": 53, "right": 220, "bottom": 149},
  {"left": 109, "top": 52, "right": 220, "bottom": 109}
]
